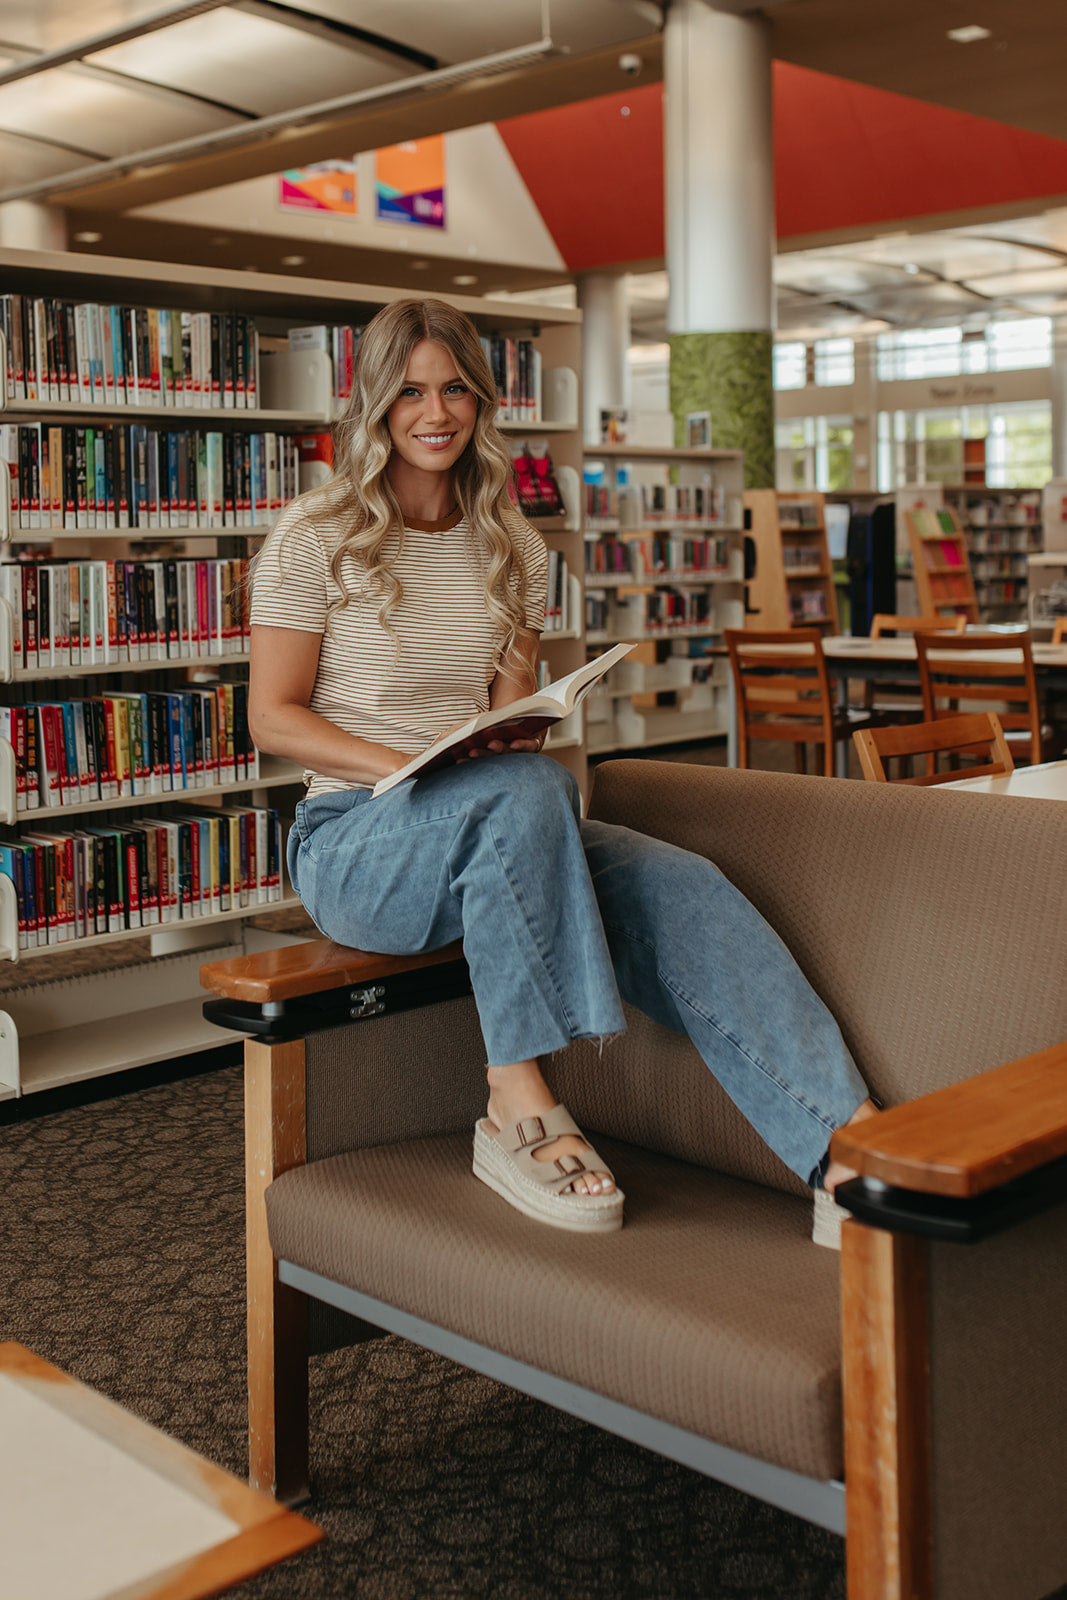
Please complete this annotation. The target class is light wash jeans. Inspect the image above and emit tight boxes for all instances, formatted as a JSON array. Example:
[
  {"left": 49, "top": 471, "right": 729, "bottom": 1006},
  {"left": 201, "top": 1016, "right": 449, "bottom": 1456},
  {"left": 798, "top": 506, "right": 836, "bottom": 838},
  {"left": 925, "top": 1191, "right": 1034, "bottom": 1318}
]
[{"left": 288, "top": 755, "right": 869, "bottom": 1185}]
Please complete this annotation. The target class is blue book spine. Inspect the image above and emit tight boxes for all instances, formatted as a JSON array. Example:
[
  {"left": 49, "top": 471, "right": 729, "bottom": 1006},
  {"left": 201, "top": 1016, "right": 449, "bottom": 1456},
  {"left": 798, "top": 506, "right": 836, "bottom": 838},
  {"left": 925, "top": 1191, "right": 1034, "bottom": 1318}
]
[
  {"left": 109, "top": 306, "right": 125, "bottom": 396},
  {"left": 60, "top": 701, "right": 78, "bottom": 798},
  {"left": 0, "top": 843, "right": 26, "bottom": 949},
  {"left": 167, "top": 433, "right": 179, "bottom": 528},
  {"left": 168, "top": 693, "right": 185, "bottom": 788},
  {"left": 180, "top": 693, "right": 195, "bottom": 790}
]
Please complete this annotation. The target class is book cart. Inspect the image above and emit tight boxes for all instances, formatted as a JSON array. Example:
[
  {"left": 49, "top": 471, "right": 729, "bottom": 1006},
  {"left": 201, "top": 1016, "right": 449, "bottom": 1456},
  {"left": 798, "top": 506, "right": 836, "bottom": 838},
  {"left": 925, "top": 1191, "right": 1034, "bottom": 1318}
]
[
  {"left": 0, "top": 247, "right": 583, "bottom": 1100},
  {"left": 581, "top": 444, "right": 745, "bottom": 754},
  {"left": 742, "top": 490, "right": 840, "bottom": 633}
]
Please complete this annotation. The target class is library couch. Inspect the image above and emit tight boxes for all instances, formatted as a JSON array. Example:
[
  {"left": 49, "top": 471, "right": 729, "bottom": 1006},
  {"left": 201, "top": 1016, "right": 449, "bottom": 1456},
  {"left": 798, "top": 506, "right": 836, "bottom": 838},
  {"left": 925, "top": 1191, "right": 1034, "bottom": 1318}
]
[{"left": 200, "top": 761, "right": 1067, "bottom": 1600}]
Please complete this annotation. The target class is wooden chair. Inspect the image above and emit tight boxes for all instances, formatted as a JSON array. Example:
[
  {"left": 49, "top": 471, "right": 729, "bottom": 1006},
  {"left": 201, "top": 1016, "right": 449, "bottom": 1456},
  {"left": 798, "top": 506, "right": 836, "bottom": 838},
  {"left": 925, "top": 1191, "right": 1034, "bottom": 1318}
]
[
  {"left": 853, "top": 711, "right": 1015, "bottom": 785},
  {"left": 870, "top": 614, "right": 967, "bottom": 639},
  {"left": 863, "top": 613, "right": 968, "bottom": 722},
  {"left": 725, "top": 627, "right": 874, "bottom": 776},
  {"left": 914, "top": 628, "right": 1046, "bottom": 766}
]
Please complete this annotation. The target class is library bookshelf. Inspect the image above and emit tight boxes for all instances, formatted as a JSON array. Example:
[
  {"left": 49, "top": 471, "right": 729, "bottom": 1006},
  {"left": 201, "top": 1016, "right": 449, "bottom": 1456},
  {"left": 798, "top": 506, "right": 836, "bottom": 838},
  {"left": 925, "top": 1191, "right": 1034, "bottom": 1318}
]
[
  {"left": 904, "top": 506, "right": 980, "bottom": 623},
  {"left": 582, "top": 443, "right": 745, "bottom": 754},
  {"left": 939, "top": 486, "right": 1042, "bottom": 622},
  {"left": 0, "top": 246, "right": 584, "bottom": 1098},
  {"left": 743, "top": 490, "right": 839, "bottom": 633}
]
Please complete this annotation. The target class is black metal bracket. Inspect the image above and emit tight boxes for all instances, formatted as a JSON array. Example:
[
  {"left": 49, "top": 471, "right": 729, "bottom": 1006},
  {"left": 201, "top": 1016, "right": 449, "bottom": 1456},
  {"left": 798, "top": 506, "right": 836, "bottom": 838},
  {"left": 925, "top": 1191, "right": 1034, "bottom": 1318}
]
[
  {"left": 836, "top": 1151, "right": 1067, "bottom": 1243},
  {"left": 202, "top": 958, "right": 472, "bottom": 1043}
]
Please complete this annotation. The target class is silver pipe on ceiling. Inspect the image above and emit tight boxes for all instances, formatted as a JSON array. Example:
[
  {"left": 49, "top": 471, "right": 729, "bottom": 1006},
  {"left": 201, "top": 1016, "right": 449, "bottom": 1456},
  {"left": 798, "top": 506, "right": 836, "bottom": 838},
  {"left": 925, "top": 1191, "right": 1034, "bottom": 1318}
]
[{"left": 0, "top": 0, "right": 233, "bottom": 89}]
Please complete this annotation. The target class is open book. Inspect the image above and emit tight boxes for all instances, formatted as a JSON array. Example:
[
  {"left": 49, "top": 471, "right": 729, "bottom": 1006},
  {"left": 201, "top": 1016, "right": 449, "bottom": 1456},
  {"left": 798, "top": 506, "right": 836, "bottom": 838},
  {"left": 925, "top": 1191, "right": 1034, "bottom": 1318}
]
[{"left": 372, "top": 642, "right": 634, "bottom": 798}]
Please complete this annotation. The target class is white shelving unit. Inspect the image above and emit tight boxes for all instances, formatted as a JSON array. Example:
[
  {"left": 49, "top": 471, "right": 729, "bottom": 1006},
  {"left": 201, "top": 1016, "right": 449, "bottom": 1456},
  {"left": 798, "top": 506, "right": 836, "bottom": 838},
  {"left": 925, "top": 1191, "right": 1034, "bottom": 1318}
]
[
  {"left": 0, "top": 246, "right": 586, "bottom": 1096},
  {"left": 581, "top": 444, "right": 745, "bottom": 754}
]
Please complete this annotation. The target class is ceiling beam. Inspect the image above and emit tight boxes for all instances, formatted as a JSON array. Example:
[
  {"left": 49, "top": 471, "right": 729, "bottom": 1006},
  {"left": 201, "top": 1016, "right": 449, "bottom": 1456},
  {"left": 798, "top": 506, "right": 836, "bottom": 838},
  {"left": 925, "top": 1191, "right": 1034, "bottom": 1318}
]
[
  {"left": 0, "top": 0, "right": 231, "bottom": 89},
  {"left": 38, "top": 33, "right": 663, "bottom": 214}
]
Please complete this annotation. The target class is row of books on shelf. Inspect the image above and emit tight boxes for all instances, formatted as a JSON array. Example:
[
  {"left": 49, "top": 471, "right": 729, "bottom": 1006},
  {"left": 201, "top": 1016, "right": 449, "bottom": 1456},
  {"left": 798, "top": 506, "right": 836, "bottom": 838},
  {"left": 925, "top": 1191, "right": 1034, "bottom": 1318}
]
[
  {"left": 289, "top": 322, "right": 544, "bottom": 421},
  {"left": 777, "top": 500, "right": 822, "bottom": 529},
  {"left": 789, "top": 593, "right": 831, "bottom": 623},
  {"left": 1, "top": 422, "right": 300, "bottom": 531},
  {"left": 543, "top": 552, "right": 573, "bottom": 633},
  {"left": 0, "top": 803, "right": 284, "bottom": 951},
  {"left": 782, "top": 545, "right": 824, "bottom": 571},
  {"left": 511, "top": 441, "right": 566, "bottom": 519},
  {"left": 970, "top": 527, "right": 1037, "bottom": 553},
  {"left": 584, "top": 535, "right": 737, "bottom": 579},
  {"left": 586, "top": 587, "right": 717, "bottom": 635},
  {"left": 0, "top": 557, "right": 249, "bottom": 670},
  {"left": 1, "top": 682, "right": 256, "bottom": 810},
  {"left": 957, "top": 494, "right": 1040, "bottom": 528},
  {"left": 1, "top": 296, "right": 260, "bottom": 409}
]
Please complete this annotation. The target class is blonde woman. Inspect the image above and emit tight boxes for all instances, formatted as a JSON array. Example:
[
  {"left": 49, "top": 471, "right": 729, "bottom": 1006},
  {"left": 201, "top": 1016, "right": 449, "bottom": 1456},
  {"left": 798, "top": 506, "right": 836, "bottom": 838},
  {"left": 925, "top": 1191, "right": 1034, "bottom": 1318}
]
[{"left": 249, "top": 298, "right": 875, "bottom": 1240}]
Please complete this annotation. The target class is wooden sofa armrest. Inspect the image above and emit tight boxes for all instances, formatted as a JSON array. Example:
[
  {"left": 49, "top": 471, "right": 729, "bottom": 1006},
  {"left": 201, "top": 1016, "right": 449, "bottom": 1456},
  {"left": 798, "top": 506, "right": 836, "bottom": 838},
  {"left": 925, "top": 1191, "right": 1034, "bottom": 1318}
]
[
  {"left": 831, "top": 1041, "right": 1067, "bottom": 1198},
  {"left": 201, "top": 938, "right": 465, "bottom": 1004}
]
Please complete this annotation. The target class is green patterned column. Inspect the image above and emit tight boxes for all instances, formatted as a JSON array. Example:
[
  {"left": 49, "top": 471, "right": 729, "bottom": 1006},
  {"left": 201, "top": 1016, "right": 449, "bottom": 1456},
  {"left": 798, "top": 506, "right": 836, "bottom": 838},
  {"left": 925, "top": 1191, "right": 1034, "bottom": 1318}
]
[{"left": 669, "top": 330, "right": 775, "bottom": 489}]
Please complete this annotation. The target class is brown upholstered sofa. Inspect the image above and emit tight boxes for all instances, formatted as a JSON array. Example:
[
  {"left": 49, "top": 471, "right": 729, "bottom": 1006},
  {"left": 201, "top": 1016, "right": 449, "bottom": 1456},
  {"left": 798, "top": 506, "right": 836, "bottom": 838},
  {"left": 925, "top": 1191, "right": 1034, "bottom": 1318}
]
[{"left": 201, "top": 761, "right": 1067, "bottom": 1600}]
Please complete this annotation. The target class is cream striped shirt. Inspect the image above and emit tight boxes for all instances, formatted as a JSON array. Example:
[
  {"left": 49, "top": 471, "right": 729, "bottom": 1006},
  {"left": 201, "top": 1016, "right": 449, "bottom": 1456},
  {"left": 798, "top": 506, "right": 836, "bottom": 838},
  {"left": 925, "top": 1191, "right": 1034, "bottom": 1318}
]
[{"left": 250, "top": 490, "right": 548, "bottom": 797}]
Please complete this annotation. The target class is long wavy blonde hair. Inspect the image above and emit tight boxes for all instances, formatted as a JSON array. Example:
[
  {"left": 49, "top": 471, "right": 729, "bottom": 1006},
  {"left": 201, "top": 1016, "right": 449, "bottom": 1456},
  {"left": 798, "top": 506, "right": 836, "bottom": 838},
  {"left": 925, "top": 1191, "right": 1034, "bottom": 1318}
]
[{"left": 280, "top": 297, "right": 532, "bottom": 675}]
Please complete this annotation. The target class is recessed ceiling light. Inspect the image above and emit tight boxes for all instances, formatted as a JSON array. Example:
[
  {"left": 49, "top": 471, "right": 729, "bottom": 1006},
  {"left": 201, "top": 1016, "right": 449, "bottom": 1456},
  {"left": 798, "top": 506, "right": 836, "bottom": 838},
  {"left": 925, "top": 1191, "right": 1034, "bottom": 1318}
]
[
  {"left": 410, "top": 259, "right": 429, "bottom": 270},
  {"left": 452, "top": 274, "right": 478, "bottom": 286},
  {"left": 903, "top": 263, "right": 921, "bottom": 275},
  {"left": 74, "top": 230, "right": 102, "bottom": 243},
  {"left": 281, "top": 254, "right": 305, "bottom": 267},
  {"left": 947, "top": 24, "right": 992, "bottom": 42}
]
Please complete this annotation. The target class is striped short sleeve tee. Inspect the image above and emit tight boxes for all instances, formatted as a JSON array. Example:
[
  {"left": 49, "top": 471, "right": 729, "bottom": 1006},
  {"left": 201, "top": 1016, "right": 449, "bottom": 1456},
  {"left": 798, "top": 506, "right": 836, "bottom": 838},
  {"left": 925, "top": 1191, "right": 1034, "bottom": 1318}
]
[{"left": 250, "top": 489, "right": 549, "bottom": 798}]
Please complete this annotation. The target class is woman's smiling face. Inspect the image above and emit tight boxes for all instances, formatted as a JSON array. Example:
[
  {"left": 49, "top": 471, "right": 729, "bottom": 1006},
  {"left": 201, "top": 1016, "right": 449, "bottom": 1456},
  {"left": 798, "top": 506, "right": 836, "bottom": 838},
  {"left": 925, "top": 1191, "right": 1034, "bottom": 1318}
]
[{"left": 385, "top": 339, "right": 478, "bottom": 481}]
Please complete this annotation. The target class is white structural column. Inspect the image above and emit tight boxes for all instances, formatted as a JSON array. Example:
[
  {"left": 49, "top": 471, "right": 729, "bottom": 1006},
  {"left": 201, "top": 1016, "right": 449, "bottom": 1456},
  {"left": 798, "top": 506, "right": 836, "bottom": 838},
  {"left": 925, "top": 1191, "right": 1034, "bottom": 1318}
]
[
  {"left": 664, "top": 0, "right": 775, "bottom": 485},
  {"left": 0, "top": 201, "right": 67, "bottom": 251},
  {"left": 1050, "top": 318, "right": 1067, "bottom": 479},
  {"left": 576, "top": 272, "right": 630, "bottom": 447}
]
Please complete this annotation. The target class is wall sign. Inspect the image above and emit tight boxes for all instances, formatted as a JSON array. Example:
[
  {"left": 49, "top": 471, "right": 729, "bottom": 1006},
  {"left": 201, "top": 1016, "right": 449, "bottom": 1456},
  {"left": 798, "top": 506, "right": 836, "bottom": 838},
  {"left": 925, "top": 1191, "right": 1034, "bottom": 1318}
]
[
  {"left": 375, "top": 137, "right": 446, "bottom": 229},
  {"left": 279, "top": 160, "right": 358, "bottom": 215}
]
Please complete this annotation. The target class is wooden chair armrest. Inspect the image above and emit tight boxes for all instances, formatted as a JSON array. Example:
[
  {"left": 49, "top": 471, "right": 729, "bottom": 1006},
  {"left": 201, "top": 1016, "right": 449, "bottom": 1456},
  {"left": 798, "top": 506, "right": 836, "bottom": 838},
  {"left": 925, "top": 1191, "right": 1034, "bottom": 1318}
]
[
  {"left": 830, "top": 1041, "right": 1067, "bottom": 1197},
  {"left": 201, "top": 938, "right": 465, "bottom": 1003}
]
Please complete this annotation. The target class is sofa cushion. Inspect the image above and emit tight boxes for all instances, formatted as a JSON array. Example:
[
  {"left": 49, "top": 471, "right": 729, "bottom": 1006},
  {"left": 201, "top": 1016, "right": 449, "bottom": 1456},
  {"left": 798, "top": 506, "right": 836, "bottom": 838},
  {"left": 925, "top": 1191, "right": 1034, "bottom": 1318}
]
[
  {"left": 265, "top": 1133, "right": 845, "bottom": 1481},
  {"left": 588, "top": 763, "right": 1067, "bottom": 1122}
]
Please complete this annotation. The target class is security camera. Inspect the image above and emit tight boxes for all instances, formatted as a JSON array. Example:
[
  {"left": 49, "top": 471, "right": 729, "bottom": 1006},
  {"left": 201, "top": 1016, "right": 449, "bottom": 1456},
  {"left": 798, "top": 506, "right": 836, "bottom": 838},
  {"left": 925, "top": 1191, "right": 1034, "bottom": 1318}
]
[{"left": 619, "top": 52, "right": 643, "bottom": 76}]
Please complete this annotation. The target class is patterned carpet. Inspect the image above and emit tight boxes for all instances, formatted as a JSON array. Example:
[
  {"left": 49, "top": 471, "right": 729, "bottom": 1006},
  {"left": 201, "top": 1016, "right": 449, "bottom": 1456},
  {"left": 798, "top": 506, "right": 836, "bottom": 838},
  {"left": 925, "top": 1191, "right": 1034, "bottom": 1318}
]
[{"left": 0, "top": 1059, "right": 850, "bottom": 1600}]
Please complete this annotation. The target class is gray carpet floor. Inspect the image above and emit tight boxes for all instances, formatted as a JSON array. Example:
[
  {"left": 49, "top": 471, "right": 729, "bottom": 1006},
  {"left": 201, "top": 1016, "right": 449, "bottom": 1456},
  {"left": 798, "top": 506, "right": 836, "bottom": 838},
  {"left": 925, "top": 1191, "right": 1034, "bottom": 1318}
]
[{"left": 1, "top": 1060, "right": 850, "bottom": 1600}]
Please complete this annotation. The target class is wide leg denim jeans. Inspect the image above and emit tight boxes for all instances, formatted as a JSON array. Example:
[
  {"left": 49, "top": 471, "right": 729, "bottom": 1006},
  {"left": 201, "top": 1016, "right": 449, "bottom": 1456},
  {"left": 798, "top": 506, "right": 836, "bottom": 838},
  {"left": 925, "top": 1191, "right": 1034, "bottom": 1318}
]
[{"left": 288, "top": 754, "right": 869, "bottom": 1184}]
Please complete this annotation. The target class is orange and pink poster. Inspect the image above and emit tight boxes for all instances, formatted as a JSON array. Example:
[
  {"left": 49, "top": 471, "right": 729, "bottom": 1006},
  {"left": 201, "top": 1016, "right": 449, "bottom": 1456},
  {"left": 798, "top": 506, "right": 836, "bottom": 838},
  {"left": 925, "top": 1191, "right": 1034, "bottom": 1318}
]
[
  {"left": 279, "top": 159, "right": 357, "bottom": 215},
  {"left": 375, "top": 137, "right": 446, "bottom": 229}
]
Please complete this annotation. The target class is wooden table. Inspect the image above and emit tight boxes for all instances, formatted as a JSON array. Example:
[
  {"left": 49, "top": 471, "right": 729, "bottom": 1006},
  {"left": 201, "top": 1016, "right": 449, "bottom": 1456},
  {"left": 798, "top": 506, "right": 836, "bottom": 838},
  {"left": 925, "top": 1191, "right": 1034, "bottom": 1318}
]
[
  {"left": 0, "top": 1341, "right": 321, "bottom": 1600},
  {"left": 724, "top": 634, "right": 1067, "bottom": 770},
  {"left": 940, "top": 759, "right": 1067, "bottom": 799}
]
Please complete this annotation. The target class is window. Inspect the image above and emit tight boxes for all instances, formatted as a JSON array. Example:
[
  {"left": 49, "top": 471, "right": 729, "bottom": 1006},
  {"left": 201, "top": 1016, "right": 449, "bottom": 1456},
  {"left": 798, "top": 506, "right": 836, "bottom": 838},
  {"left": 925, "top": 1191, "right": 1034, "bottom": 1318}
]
[
  {"left": 773, "top": 342, "right": 806, "bottom": 390},
  {"left": 876, "top": 327, "right": 963, "bottom": 381},
  {"left": 987, "top": 317, "right": 1051, "bottom": 372},
  {"left": 875, "top": 402, "right": 1050, "bottom": 490},
  {"left": 814, "top": 337, "right": 854, "bottom": 387},
  {"left": 776, "top": 417, "right": 853, "bottom": 491}
]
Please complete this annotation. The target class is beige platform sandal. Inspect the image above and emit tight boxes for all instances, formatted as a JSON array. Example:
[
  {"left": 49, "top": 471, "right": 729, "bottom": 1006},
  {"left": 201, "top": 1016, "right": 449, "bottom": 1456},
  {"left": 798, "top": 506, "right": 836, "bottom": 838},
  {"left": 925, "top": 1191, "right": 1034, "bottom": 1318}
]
[{"left": 473, "top": 1105, "right": 624, "bottom": 1233}]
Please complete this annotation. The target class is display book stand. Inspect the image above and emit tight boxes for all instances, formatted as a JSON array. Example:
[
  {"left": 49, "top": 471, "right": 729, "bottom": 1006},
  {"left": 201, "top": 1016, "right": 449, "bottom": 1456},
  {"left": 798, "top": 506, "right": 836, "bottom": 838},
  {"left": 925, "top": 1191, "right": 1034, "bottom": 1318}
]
[
  {"left": 0, "top": 246, "right": 583, "bottom": 1102},
  {"left": 582, "top": 443, "right": 745, "bottom": 753},
  {"left": 743, "top": 490, "right": 840, "bottom": 634},
  {"left": 903, "top": 505, "right": 980, "bottom": 624},
  {"left": 936, "top": 486, "right": 1042, "bottom": 623}
]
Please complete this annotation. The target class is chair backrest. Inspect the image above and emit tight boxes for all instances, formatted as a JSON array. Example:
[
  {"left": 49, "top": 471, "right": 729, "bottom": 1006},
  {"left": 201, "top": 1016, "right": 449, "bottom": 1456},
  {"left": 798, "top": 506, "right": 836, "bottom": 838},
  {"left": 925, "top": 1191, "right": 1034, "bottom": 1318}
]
[
  {"left": 724, "top": 627, "right": 835, "bottom": 775},
  {"left": 853, "top": 711, "right": 1015, "bottom": 785},
  {"left": 1053, "top": 617, "right": 1066, "bottom": 647},
  {"left": 915, "top": 628, "right": 1043, "bottom": 764},
  {"left": 870, "top": 613, "right": 966, "bottom": 638}
]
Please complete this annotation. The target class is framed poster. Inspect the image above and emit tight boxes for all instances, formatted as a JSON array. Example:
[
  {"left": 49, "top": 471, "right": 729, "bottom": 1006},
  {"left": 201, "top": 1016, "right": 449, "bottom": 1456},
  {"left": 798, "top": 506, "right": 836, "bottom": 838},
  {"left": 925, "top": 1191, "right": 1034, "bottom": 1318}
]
[
  {"left": 686, "top": 411, "right": 712, "bottom": 449},
  {"left": 375, "top": 137, "right": 446, "bottom": 229},
  {"left": 278, "top": 159, "right": 357, "bottom": 216}
]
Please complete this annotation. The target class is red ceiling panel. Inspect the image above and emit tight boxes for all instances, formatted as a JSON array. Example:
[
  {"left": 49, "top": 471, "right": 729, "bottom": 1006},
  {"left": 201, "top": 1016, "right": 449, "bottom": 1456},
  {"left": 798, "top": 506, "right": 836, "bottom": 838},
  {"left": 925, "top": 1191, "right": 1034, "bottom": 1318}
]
[{"left": 495, "top": 64, "right": 1067, "bottom": 272}]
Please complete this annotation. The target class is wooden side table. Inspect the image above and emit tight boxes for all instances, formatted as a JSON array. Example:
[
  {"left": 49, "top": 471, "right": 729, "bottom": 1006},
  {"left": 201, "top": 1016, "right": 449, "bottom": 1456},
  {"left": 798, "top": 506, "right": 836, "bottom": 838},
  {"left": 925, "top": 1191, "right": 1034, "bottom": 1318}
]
[{"left": 0, "top": 1341, "right": 322, "bottom": 1600}]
